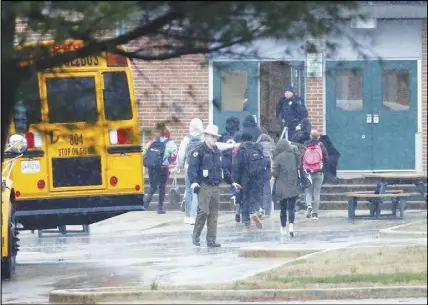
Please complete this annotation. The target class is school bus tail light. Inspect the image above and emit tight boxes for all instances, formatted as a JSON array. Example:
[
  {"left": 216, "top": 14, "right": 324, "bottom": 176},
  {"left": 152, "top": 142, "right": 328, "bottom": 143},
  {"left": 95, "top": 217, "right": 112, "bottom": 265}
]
[
  {"left": 37, "top": 180, "right": 46, "bottom": 189},
  {"left": 109, "top": 129, "right": 132, "bottom": 145},
  {"left": 25, "top": 132, "right": 42, "bottom": 149},
  {"left": 15, "top": 191, "right": 21, "bottom": 198},
  {"left": 110, "top": 176, "right": 118, "bottom": 186}
]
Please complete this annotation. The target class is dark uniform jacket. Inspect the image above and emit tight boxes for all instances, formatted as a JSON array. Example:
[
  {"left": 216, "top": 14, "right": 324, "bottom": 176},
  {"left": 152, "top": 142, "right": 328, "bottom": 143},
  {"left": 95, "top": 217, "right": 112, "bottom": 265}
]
[
  {"left": 276, "top": 95, "right": 308, "bottom": 128},
  {"left": 188, "top": 142, "right": 234, "bottom": 186}
]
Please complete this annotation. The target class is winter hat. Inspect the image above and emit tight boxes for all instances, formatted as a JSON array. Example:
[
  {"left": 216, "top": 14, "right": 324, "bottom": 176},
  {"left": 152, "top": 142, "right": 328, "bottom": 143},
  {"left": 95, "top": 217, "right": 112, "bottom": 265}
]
[
  {"left": 189, "top": 118, "right": 204, "bottom": 134},
  {"left": 283, "top": 84, "right": 294, "bottom": 92}
]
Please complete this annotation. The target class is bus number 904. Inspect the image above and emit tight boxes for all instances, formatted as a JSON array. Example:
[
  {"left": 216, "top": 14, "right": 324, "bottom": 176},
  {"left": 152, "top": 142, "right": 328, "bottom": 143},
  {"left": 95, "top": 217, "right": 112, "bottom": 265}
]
[{"left": 70, "top": 134, "right": 83, "bottom": 145}]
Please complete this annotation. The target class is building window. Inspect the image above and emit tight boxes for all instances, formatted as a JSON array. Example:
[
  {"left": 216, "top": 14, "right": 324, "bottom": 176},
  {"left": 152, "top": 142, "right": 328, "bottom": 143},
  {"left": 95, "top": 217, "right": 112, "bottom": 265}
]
[
  {"left": 382, "top": 70, "right": 410, "bottom": 111},
  {"left": 335, "top": 69, "right": 363, "bottom": 111},
  {"left": 221, "top": 70, "right": 247, "bottom": 112}
]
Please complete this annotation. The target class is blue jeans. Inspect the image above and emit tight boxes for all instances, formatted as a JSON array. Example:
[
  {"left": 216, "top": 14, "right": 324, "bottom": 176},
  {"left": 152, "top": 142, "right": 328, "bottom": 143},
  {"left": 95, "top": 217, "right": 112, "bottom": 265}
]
[
  {"left": 185, "top": 175, "right": 192, "bottom": 217},
  {"left": 232, "top": 186, "right": 242, "bottom": 217},
  {"left": 263, "top": 179, "right": 272, "bottom": 216}
]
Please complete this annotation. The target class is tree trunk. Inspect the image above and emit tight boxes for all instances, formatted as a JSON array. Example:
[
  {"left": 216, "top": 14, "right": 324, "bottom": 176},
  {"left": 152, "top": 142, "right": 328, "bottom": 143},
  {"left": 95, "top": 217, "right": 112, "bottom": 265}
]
[{"left": 1, "top": 6, "right": 18, "bottom": 162}]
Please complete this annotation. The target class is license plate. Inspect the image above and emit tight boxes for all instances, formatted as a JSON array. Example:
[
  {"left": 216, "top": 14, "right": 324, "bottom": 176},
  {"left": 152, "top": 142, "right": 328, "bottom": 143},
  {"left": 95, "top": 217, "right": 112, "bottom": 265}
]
[{"left": 21, "top": 160, "right": 41, "bottom": 173}]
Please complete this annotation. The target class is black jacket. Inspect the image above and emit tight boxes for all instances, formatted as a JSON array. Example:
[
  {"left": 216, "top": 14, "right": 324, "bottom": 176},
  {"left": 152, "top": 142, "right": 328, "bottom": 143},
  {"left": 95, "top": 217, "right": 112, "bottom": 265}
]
[
  {"left": 188, "top": 142, "right": 233, "bottom": 186},
  {"left": 237, "top": 115, "right": 261, "bottom": 142},
  {"left": 320, "top": 135, "right": 340, "bottom": 183},
  {"left": 276, "top": 95, "right": 308, "bottom": 127},
  {"left": 232, "top": 141, "right": 264, "bottom": 185},
  {"left": 218, "top": 117, "right": 240, "bottom": 174},
  {"left": 291, "top": 117, "right": 312, "bottom": 144}
]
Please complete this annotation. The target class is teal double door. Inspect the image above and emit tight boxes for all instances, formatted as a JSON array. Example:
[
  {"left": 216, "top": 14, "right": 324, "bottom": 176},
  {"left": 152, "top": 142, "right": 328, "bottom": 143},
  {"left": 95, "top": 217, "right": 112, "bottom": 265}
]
[
  {"left": 326, "top": 60, "right": 417, "bottom": 171},
  {"left": 213, "top": 61, "right": 259, "bottom": 133}
]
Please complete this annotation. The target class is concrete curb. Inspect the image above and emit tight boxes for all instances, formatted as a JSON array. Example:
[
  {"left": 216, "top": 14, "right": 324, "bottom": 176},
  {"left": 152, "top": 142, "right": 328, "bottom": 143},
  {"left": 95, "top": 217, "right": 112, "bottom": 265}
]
[
  {"left": 378, "top": 221, "right": 427, "bottom": 239},
  {"left": 238, "top": 247, "right": 322, "bottom": 258},
  {"left": 49, "top": 286, "right": 427, "bottom": 304}
]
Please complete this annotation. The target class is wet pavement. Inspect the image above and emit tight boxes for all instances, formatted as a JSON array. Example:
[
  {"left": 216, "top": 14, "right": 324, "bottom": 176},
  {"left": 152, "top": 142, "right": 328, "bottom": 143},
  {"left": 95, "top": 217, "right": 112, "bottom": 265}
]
[{"left": 1, "top": 210, "right": 427, "bottom": 304}]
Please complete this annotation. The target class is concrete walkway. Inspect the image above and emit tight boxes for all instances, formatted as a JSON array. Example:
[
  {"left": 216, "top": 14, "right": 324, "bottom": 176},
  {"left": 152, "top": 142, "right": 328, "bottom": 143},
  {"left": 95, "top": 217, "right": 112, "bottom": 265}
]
[{"left": 3, "top": 210, "right": 427, "bottom": 304}]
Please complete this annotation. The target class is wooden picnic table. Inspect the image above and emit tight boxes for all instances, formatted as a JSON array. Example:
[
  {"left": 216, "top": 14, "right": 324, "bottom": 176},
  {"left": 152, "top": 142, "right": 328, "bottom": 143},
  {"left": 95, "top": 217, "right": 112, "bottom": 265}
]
[{"left": 362, "top": 173, "right": 427, "bottom": 216}]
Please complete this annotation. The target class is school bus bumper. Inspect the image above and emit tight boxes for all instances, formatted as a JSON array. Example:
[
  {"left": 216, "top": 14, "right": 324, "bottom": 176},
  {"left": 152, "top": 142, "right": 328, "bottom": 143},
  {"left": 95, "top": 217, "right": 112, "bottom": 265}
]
[{"left": 15, "top": 193, "right": 144, "bottom": 230}]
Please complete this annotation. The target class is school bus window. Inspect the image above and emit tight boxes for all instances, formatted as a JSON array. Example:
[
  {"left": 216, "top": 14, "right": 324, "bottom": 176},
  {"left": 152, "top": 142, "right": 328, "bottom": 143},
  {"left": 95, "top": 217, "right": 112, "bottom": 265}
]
[
  {"left": 103, "top": 71, "right": 133, "bottom": 121},
  {"left": 16, "top": 73, "right": 42, "bottom": 124},
  {"left": 47, "top": 77, "right": 98, "bottom": 123}
]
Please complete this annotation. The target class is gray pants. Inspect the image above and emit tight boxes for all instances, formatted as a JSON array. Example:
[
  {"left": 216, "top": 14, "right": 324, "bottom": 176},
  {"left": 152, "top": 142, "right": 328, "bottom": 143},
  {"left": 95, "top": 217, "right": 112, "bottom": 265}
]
[
  {"left": 305, "top": 172, "right": 324, "bottom": 214},
  {"left": 192, "top": 184, "right": 220, "bottom": 243}
]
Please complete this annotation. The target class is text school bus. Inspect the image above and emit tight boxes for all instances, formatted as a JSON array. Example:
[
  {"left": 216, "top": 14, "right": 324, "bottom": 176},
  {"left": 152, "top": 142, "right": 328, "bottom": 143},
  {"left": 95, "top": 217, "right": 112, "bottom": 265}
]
[{"left": 6, "top": 40, "right": 145, "bottom": 232}]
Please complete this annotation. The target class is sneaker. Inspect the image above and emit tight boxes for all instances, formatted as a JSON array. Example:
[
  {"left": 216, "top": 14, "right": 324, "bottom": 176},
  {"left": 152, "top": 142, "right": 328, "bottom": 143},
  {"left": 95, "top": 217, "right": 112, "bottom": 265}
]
[
  {"left": 306, "top": 206, "right": 313, "bottom": 219},
  {"left": 251, "top": 213, "right": 263, "bottom": 229},
  {"left": 235, "top": 214, "right": 241, "bottom": 223},
  {"left": 207, "top": 242, "right": 221, "bottom": 248},
  {"left": 280, "top": 226, "right": 287, "bottom": 236},
  {"left": 289, "top": 223, "right": 294, "bottom": 238},
  {"left": 157, "top": 210, "right": 166, "bottom": 215},
  {"left": 258, "top": 208, "right": 265, "bottom": 220},
  {"left": 311, "top": 213, "right": 319, "bottom": 220},
  {"left": 184, "top": 217, "right": 190, "bottom": 224},
  {"left": 189, "top": 217, "right": 196, "bottom": 225}
]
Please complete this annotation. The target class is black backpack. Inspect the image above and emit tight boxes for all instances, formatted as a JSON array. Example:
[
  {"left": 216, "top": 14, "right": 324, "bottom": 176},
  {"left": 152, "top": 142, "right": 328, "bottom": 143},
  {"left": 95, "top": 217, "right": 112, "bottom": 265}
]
[
  {"left": 144, "top": 137, "right": 169, "bottom": 168},
  {"left": 242, "top": 142, "right": 267, "bottom": 177}
]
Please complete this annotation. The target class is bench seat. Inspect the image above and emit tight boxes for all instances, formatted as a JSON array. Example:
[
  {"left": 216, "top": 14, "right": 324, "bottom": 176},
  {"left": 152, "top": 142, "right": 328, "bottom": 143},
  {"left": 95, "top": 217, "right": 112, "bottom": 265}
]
[{"left": 345, "top": 192, "right": 411, "bottom": 220}]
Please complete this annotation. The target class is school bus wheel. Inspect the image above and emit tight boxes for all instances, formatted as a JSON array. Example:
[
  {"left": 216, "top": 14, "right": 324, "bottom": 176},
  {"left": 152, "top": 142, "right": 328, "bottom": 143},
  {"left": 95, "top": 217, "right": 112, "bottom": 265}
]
[{"left": 1, "top": 200, "right": 18, "bottom": 280}]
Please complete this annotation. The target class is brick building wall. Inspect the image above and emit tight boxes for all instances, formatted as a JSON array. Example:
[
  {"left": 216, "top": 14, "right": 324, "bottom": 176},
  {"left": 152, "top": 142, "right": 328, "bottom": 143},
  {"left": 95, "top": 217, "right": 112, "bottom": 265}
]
[
  {"left": 306, "top": 77, "right": 324, "bottom": 133},
  {"left": 422, "top": 19, "right": 427, "bottom": 172},
  {"left": 128, "top": 52, "right": 209, "bottom": 145}
]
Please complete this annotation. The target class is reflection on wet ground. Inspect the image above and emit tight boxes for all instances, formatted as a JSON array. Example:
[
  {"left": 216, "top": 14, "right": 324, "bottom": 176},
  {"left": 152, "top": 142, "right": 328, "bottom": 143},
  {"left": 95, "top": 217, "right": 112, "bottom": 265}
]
[{"left": 2, "top": 210, "right": 427, "bottom": 304}]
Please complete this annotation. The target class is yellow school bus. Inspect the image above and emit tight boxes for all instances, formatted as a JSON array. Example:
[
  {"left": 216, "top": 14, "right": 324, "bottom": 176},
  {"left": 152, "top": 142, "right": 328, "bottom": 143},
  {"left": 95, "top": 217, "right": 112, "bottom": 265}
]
[{"left": 5, "top": 40, "right": 145, "bottom": 232}]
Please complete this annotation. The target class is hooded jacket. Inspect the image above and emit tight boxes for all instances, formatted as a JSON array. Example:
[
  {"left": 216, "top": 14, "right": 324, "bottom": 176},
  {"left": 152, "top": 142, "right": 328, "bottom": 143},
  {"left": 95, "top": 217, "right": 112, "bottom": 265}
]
[
  {"left": 218, "top": 117, "right": 240, "bottom": 143},
  {"left": 177, "top": 118, "right": 204, "bottom": 170},
  {"left": 177, "top": 118, "right": 235, "bottom": 171},
  {"left": 272, "top": 139, "right": 301, "bottom": 200},
  {"left": 256, "top": 133, "right": 275, "bottom": 180},
  {"left": 240, "top": 115, "right": 261, "bottom": 142}
]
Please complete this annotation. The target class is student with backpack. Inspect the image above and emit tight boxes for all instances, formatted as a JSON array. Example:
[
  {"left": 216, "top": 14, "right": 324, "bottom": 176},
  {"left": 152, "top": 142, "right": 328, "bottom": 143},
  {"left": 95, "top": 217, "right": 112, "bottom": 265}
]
[
  {"left": 175, "top": 119, "right": 205, "bottom": 224},
  {"left": 272, "top": 138, "right": 301, "bottom": 238},
  {"left": 303, "top": 129, "right": 329, "bottom": 220},
  {"left": 233, "top": 132, "right": 267, "bottom": 230},
  {"left": 143, "top": 126, "right": 177, "bottom": 214},
  {"left": 256, "top": 128, "right": 275, "bottom": 218}
]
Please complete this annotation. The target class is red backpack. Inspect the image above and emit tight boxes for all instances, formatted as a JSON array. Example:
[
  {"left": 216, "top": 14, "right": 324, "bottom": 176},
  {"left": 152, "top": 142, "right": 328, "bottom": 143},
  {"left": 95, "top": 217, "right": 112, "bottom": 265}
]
[{"left": 303, "top": 142, "right": 323, "bottom": 172}]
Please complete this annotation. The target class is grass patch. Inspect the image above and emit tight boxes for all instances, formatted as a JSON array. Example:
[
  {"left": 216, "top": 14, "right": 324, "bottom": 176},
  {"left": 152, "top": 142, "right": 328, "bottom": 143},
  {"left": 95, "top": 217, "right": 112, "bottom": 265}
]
[
  {"left": 164, "top": 245, "right": 427, "bottom": 291},
  {"left": 395, "top": 220, "right": 427, "bottom": 232},
  {"left": 233, "top": 245, "right": 427, "bottom": 289},
  {"left": 245, "top": 272, "right": 426, "bottom": 286}
]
